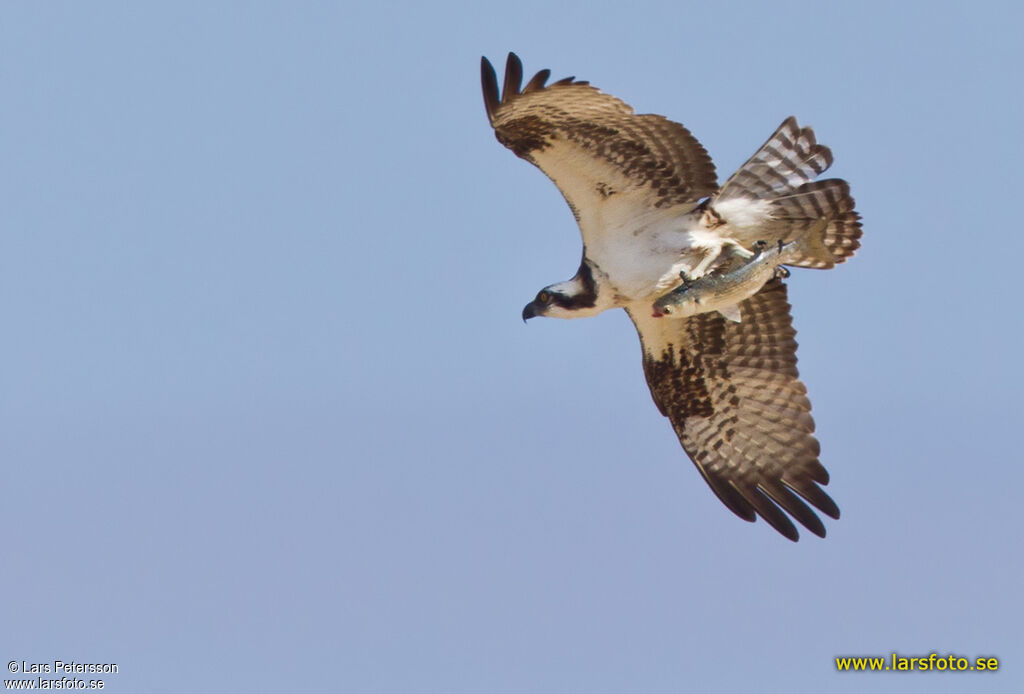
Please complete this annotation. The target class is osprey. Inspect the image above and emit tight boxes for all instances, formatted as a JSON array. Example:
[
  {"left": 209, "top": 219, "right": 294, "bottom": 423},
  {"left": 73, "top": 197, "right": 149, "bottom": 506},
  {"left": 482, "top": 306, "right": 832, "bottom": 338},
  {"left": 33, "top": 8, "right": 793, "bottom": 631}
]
[{"left": 481, "top": 53, "right": 862, "bottom": 541}]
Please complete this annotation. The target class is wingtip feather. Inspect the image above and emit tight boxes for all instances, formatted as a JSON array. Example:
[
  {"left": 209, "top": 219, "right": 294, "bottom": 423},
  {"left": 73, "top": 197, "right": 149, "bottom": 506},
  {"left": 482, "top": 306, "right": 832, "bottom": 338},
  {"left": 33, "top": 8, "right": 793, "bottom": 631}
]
[
  {"left": 480, "top": 56, "right": 499, "bottom": 122},
  {"left": 502, "top": 52, "right": 523, "bottom": 105},
  {"left": 763, "top": 482, "right": 827, "bottom": 538},
  {"left": 522, "top": 68, "right": 551, "bottom": 93},
  {"left": 752, "top": 491, "right": 801, "bottom": 541}
]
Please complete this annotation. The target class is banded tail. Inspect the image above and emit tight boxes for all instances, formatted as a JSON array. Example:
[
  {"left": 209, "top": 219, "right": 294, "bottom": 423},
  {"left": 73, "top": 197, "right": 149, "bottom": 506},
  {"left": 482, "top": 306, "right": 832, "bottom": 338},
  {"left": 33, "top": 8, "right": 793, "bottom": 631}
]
[{"left": 714, "top": 117, "right": 862, "bottom": 269}]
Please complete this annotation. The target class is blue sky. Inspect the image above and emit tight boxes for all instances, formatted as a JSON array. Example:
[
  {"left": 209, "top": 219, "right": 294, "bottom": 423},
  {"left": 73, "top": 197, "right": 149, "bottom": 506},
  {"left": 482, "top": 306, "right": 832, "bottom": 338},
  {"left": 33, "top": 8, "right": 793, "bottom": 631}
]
[{"left": 2, "top": 1, "right": 1021, "bottom": 692}]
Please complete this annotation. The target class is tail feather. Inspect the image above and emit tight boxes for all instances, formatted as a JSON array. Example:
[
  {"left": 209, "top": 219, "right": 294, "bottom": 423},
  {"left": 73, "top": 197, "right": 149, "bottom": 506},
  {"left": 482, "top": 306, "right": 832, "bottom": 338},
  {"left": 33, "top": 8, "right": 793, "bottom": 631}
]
[
  {"left": 712, "top": 117, "right": 862, "bottom": 268},
  {"left": 772, "top": 180, "right": 862, "bottom": 268},
  {"left": 717, "top": 117, "right": 832, "bottom": 203}
]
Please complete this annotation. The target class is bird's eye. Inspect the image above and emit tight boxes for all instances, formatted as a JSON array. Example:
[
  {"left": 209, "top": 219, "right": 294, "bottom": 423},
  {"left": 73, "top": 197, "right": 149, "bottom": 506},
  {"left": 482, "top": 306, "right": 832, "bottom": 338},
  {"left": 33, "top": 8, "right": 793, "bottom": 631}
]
[{"left": 538, "top": 291, "right": 550, "bottom": 304}]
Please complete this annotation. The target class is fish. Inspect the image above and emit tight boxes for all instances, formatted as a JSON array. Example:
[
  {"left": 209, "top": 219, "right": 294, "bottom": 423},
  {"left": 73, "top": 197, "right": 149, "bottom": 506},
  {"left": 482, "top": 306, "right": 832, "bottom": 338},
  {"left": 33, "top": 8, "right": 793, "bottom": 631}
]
[{"left": 652, "top": 240, "right": 796, "bottom": 322}]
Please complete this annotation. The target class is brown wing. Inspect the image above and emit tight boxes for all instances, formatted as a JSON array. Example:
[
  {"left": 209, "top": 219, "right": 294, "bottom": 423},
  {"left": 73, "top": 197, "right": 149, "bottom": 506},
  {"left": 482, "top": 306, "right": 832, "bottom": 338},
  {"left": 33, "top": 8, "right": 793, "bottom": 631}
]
[
  {"left": 627, "top": 279, "right": 839, "bottom": 541},
  {"left": 481, "top": 53, "right": 718, "bottom": 244}
]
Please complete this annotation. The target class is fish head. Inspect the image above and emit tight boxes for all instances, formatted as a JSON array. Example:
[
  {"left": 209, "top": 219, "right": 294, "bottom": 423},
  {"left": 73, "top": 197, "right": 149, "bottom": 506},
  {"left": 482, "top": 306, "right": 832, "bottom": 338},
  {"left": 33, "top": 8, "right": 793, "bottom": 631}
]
[{"left": 652, "top": 289, "right": 699, "bottom": 318}]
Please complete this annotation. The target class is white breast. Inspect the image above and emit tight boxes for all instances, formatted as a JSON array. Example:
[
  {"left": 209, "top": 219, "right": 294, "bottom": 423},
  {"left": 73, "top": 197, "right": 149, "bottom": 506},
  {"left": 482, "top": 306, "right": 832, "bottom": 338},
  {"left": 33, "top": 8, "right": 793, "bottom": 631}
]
[{"left": 584, "top": 208, "right": 737, "bottom": 303}]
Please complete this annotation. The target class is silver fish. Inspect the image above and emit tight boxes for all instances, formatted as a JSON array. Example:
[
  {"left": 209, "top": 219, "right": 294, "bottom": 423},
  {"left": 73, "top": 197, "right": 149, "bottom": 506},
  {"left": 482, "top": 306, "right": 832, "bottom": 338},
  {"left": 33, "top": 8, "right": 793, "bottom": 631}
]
[{"left": 652, "top": 240, "right": 795, "bottom": 322}]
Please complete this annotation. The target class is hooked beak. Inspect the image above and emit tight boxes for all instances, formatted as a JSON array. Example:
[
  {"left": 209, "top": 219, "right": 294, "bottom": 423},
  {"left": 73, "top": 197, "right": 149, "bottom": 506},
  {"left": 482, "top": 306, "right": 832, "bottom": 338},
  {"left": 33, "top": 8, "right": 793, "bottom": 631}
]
[{"left": 522, "top": 301, "right": 539, "bottom": 322}]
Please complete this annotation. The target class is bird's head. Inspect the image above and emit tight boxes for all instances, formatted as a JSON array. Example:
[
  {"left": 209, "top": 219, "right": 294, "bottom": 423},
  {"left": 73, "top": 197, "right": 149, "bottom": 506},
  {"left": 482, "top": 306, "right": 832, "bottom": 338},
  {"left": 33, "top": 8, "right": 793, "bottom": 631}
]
[{"left": 521, "top": 261, "right": 604, "bottom": 321}]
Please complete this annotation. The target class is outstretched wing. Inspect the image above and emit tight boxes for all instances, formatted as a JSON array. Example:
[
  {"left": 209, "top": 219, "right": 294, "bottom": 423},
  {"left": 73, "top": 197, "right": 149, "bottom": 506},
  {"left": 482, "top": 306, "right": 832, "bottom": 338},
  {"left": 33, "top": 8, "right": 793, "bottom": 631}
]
[
  {"left": 627, "top": 279, "right": 839, "bottom": 541},
  {"left": 481, "top": 53, "right": 718, "bottom": 246}
]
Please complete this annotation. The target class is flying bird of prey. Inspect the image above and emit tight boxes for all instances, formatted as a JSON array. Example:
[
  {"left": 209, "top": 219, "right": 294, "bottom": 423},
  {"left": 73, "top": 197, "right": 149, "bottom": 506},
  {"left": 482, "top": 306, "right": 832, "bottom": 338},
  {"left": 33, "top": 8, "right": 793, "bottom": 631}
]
[{"left": 481, "top": 53, "right": 862, "bottom": 541}]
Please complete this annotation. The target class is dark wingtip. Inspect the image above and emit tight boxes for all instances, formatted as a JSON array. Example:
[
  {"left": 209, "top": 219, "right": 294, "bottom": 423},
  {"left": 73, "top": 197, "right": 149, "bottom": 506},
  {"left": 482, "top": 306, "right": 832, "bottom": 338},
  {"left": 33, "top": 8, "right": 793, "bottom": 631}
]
[
  {"left": 522, "top": 68, "right": 551, "bottom": 94},
  {"left": 775, "top": 519, "right": 801, "bottom": 542},
  {"left": 785, "top": 478, "right": 840, "bottom": 521},
  {"left": 480, "top": 56, "right": 499, "bottom": 121},
  {"left": 482, "top": 54, "right": 586, "bottom": 122},
  {"left": 743, "top": 488, "right": 801, "bottom": 541},
  {"left": 763, "top": 482, "right": 827, "bottom": 539},
  {"left": 502, "top": 52, "right": 523, "bottom": 105},
  {"left": 817, "top": 490, "right": 841, "bottom": 520}
]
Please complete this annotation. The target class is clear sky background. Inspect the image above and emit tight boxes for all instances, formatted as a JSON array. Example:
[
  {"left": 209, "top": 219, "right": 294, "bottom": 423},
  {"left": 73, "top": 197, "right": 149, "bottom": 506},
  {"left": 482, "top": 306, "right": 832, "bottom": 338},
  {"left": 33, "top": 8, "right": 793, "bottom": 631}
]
[{"left": 2, "top": 1, "right": 1021, "bottom": 692}]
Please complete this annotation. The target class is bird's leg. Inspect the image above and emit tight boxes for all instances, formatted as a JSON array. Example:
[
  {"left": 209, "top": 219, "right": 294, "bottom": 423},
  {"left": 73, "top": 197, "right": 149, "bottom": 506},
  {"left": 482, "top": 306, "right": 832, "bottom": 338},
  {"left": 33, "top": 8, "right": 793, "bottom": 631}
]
[
  {"left": 687, "top": 247, "right": 720, "bottom": 278},
  {"left": 724, "top": 240, "right": 757, "bottom": 261},
  {"left": 769, "top": 240, "right": 789, "bottom": 278},
  {"left": 688, "top": 239, "right": 756, "bottom": 279}
]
